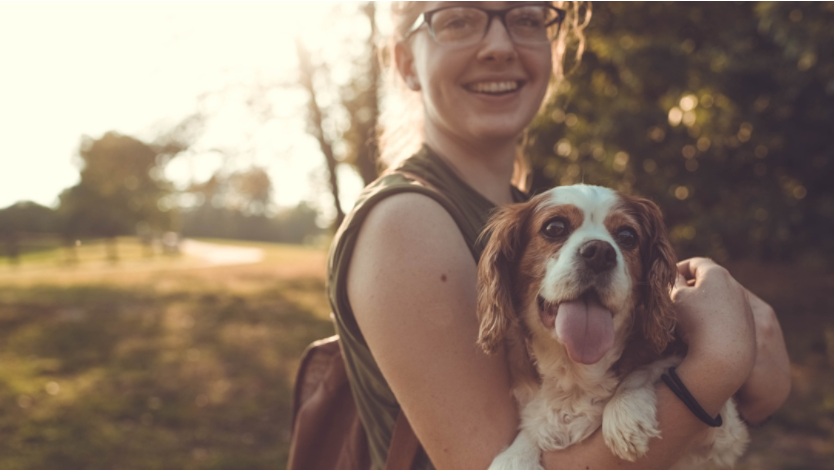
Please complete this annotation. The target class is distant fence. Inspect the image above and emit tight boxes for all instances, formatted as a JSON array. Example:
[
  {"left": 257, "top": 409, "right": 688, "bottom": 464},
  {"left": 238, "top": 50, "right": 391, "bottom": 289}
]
[
  {"left": 0, "top": 233, "right": 180, "bottom": 266},
  {"left": 0, "top": 232, "right": 63, "bottom": 261}
]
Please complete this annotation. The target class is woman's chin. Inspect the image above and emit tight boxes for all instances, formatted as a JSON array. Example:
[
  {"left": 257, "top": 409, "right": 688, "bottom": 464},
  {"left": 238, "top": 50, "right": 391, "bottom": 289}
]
[{"left": 464, "top": 119, "right": 529, "bottom": 142}]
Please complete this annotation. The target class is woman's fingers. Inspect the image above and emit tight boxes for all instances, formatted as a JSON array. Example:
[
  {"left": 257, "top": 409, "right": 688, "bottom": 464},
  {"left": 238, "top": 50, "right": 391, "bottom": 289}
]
[
  {"left": 676, "top": 257, "right": 726, "bottom": 284},
  {"left": 676, "top": 258, "right": 695, "bottom": 281}
]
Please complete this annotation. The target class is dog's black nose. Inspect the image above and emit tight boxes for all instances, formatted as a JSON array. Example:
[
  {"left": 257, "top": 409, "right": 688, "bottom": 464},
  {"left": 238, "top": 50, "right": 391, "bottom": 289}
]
[{"left": 579, "top": 240, "right": 617, "bottom": 272}]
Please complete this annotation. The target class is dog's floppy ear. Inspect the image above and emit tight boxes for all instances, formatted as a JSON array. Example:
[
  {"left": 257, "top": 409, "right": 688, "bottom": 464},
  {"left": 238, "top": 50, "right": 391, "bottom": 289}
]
[
  {"left": 477, "top": 201, "right": 534, "bottom": 355},
  {"left": 629, "top": 196, "right": 677, "bottom": 352}
]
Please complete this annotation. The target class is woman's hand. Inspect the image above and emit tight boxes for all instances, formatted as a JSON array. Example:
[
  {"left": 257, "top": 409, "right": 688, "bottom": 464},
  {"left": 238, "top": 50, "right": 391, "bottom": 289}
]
[
  {"left": 734, "top": 288, "right": 791, "bottom": 423},
  {"left": 672, "top": 257, "right": 791, "bottom": 424},
  {"left": 671, "top": 258, "right": 757, "bottom": 400}
]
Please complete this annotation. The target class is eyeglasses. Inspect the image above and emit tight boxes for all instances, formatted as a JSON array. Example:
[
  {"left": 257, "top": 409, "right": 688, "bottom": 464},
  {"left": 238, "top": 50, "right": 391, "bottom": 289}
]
[{"left": 405, "top": 4, "right": 566, "bottom": 47}]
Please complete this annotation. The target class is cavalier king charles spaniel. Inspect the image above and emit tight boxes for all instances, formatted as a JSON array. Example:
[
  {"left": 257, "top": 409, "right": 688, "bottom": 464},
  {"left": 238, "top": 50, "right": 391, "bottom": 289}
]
[{"left": 478, "top": 185, "right": 748, "bottom": 470}]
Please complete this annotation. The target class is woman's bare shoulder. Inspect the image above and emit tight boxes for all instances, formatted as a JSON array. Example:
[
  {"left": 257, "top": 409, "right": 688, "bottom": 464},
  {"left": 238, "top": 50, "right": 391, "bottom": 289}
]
[
  {"left": 347, "top": 190, "right": 474, "bottom": 321},
  {"left": 349, "top": 190, "right": 474, "bottom": 282},
  {"left": 358, "top": 190, "right": 464, "bottom": 244}
]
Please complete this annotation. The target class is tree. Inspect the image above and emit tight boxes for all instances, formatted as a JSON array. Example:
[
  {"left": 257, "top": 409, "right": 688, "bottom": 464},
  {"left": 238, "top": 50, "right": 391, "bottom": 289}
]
[
  {"left": 58, "top": 131, "right": 177, "bottom": 259},
  {"left": 527, "top": 2, "right": 834, "bottom": 266},
  {"left": 0, "top": 201, "right": 59, "bottom": 263},
  {"left": 339, "top": 2, "right": 382, "bottom": 186},
  {"left": 274, "top": 202, "right": 321, "bottom": 244},
  {"left": 296, "top": 38, "right": 346, "bottom": 228},
  {"left": 179, "top": 168, "right": 321, "bottom": 244},
  {"left": 295, "top": 2, "right": 383, "bottom": 229}
]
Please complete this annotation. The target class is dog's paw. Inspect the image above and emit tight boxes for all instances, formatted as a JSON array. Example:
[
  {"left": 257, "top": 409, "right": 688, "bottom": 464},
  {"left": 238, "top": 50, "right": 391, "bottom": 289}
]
[
  {"left": 489, "top": 429, "right": 544, "bottom": 470},
  {"left": 602, "top": 385, "right": 660, "bottom": 461},
  {"left": 489, "top": 450, "right": 544, "bottom": 470}
]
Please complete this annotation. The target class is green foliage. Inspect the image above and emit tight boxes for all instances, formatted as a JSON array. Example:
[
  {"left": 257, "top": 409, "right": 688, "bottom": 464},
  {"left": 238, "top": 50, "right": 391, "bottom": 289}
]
[
  {"left": 180, "top": 203, "right": 320, "bottom": 245},
  {"left": 0, "top": 202, "right": 61, "bottom": 261},
  {"left": 528, "top": 2, "right": 834, "bottom": 265},
  {"left": 0, "top": 202, "right": 58, "bottom": 235},
  {"left": 180, "top": 168, "right": 321, "bottom": 244},
  {"left": 58, "top": 132, "right": 175, "bottom": 239}
]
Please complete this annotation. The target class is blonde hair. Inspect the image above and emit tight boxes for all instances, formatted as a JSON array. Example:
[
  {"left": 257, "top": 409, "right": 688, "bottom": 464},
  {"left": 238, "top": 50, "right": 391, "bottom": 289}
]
[{"left": 377, "top": 2, "right": 591, "bottom": 191}]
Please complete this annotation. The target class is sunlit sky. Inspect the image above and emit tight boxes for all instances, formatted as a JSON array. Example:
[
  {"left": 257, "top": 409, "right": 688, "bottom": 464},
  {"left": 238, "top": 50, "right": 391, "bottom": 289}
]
[{"left": 0, "top": 2, "right": 383, "bottom": 218}]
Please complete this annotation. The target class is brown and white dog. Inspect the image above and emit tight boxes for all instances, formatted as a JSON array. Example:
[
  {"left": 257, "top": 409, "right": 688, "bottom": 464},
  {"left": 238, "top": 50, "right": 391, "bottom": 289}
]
[{"left": 478, "top": 185, "right": 748, "bottom": 470}]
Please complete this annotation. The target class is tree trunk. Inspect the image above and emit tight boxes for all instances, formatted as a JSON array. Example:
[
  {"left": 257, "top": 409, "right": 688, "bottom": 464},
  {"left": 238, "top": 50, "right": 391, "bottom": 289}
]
[
  {"left": 353, "top": 2, "right": 381, "bottom": 186},
  {"left": 296, "top": 40, "right": 345, "bottom": 229},
  {"left": 106, "top": 236, "right": 119, "bottom": 263},
  {"left": 5, "top": 232, "right": 19, "bottom": 265},
  {"left": 64, "top": 238, "right": 79, "bottom": 266}
]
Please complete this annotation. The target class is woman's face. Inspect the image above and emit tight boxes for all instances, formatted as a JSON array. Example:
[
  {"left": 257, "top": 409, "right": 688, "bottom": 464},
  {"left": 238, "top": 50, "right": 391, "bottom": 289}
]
[{"left": 400, "top": 1, "right": 554, "bottom": 146}]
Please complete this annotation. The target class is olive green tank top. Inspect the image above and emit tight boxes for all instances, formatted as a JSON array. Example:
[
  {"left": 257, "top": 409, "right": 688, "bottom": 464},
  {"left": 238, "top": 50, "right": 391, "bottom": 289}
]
[{"left": 327, "top": 145, "right": 526, "bottom": 470}]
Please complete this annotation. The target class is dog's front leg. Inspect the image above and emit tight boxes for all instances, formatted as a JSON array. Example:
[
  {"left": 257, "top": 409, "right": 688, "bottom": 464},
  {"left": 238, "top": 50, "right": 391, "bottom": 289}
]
[
  {"left": 602, "top": 357, "right": 681, "bottom": 461},
  {"left": 488, "top": 428, "right": 544, "bottom": 470}
]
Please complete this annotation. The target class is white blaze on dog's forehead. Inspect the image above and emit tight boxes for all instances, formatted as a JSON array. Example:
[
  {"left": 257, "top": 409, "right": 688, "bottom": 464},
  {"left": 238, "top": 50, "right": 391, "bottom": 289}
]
[{"left": 540, "top": 185, "right": 619, "bottom": 224}]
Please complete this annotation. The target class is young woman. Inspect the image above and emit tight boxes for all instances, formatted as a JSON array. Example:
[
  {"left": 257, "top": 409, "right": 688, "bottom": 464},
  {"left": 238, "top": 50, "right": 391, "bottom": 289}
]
[{"left": 328, "top": 3, "right": 791, "bottom": 469}]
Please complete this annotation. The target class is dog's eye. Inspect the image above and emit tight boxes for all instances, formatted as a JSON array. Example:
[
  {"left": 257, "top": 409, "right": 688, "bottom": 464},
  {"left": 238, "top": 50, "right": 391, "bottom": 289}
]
[
  {"left": 615, "top": 227, "right": 638, "bottom": 249},
  {"left": 542, "top": 218, "right": 569, "bottom": 239}
]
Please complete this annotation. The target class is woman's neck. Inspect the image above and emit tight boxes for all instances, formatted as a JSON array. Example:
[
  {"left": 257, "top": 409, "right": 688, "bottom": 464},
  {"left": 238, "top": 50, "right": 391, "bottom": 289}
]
[{"left": 424, "top": 126, "right": 518, "bottom": 205}]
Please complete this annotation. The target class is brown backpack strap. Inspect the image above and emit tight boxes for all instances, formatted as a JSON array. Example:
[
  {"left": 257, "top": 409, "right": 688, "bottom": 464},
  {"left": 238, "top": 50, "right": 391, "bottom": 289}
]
[
  {"left": 288, "top": 335, "right": 372, "bottom": 470},
  {"left": 384, "top": 412, "right": 420, "bottom": 470}
]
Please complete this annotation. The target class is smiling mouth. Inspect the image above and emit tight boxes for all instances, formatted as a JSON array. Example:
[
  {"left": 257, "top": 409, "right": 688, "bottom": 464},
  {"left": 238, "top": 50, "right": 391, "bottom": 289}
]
[
  {"left": 538, "top": 294, "right": 557, "bottom": 328},
  {"left": 464, "top": 80, "right": 522, "bottom": 95}
]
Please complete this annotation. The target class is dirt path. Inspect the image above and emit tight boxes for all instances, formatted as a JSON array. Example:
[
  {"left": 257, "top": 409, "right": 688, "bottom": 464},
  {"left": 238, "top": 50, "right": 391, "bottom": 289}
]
[
  {"left": 179, "top": 240, "right": 265, "bottom": 266},
  {"left": 0, "top": 240, "right": 268, "bottom": 283}
]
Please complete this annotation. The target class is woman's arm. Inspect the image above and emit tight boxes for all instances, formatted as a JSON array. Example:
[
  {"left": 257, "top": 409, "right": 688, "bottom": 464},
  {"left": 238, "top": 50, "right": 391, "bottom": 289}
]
[
  {"left": 348, "top": 196, "right": 757, "bottom": 470},
  {"left": 349, "top": 193, "right": 518, "bottom": 470},
  {"left": 734, "top": 288, "right": 791, "bottom": 423}
]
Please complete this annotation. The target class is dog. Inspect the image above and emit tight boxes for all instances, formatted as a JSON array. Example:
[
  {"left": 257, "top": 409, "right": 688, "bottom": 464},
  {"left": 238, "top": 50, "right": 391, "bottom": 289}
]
[{"left": 477, "top": 184, "right": 748, "bottom": 469}]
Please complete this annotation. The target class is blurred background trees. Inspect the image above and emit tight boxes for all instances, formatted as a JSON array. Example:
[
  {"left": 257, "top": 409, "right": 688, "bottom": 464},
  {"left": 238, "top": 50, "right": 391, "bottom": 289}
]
[
  {"left": 56, "top": 132, "right": 176, "bottom": 260},
  {"left": 179, "top": 167, "right": 320, "bottom": 244},
  {"left": 526, "top": 1, "right": 834, "bottom": 267},
  {"left": 0, "top": 201, "right": 59, "bottom": 263},
  {"left": 296, "top": 2, "right": 382, "bottom": 228},
  {"left": 2, "top": 2, "right": 832, "bottom": 267},
  {"left": 58, "top": 132, "right": 174, "bottom": 240}
]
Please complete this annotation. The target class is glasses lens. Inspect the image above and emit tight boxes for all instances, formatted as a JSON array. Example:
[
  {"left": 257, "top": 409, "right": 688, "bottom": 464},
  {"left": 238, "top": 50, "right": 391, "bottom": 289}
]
[
  {"left": 430, "top": 7, "right": 487, "bottom": 44},
  {"left": 507, "top": 6, "right": 559, "bottom": 44}
]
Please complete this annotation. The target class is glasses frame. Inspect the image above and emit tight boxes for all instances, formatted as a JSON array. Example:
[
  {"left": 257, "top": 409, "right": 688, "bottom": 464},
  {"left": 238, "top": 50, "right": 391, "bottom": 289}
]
[{"left": 405, "top": 3, "right": 567, "bottom": 45}]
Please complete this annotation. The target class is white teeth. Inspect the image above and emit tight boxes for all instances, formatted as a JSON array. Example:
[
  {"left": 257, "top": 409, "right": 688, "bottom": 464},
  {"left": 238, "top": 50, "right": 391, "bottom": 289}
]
[{"left": 467, "top": 81, "right": 519, "bottom": 93}]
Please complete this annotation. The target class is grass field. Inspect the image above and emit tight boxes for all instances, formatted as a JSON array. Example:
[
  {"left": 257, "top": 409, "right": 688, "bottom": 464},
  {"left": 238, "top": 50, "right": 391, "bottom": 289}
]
[
  {"left": 0, "top": 239, "right": 333, "bottom": 470},
  {"left": 0, "top": 239, "right": 831, "bottom": 469}
]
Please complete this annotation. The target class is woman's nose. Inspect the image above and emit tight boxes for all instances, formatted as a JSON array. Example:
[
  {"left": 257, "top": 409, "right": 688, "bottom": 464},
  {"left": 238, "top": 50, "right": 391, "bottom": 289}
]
[{"left": 477, "top": 17, "right": 517, "bottom": 62}]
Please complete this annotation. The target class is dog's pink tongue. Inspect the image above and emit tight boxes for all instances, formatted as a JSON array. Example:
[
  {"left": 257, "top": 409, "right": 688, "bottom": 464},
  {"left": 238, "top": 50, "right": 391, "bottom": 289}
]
[{"left": 555, "top": 296, "right": 614, "bottom": 365}]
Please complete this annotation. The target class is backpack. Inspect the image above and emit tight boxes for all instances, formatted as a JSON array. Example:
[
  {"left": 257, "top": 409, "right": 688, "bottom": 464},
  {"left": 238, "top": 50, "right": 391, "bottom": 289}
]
[{"left": 287, "top": 335, "right": 419, "bottom": 470}]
